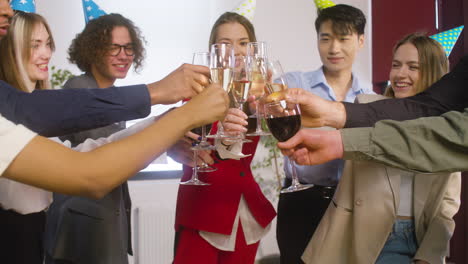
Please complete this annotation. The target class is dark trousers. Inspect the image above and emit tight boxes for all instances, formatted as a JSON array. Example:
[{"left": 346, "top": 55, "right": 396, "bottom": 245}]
[
  {"left": 45, "top": 254, "right": 74, "bottom": 264},
  {"left": 0, "top": 209, "right": 46, "bottom": 264},
  {"left": 276, "top": 181, "right": 335, "bottom": 264}
]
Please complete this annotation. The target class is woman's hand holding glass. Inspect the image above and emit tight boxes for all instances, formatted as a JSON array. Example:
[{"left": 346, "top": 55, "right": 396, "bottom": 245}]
[{"left": 221, "top": 108, "right": 248, "bottom": 138}]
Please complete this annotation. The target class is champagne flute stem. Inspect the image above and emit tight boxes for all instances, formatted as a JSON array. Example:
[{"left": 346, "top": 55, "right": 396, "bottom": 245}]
[
  {"left": 201, "top": 124, "right": 207, "bottom": 143},
  {"left": 289, "top": 157, "right": 300, "bottom": 187},
  {"left": 255, "top": 103, "right": 262, "bottom": 132},
  {"left": 192, "top": 149, "right": 200, "bottom": 181}
]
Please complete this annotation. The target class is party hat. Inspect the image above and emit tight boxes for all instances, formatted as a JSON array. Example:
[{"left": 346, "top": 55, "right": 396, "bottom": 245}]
[
  {"left": 314, "top": 0, "right": 336, "bottom": 10},
  {"left": 233, "top": 0, "right": 256, "bottom": 22},
  {"left": 430, "top": 25, "right": 464, "bottom": 57},
  {"left": 10, "top": 0, "right": 36, "bottom": 13},
  {"left": 82, "top": 0, "right": 107, "bottom": 24}
]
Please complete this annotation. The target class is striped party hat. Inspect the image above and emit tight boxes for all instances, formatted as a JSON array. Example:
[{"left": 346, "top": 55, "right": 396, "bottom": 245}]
[
  {"left": 82, "top": 0, "right": 107, "bottom": 24},
  {"left": 430, "top": 25, "right": 464, "bottom": 57},
  {"left": 233, "top": 0, "right": 256, "bottom": 22}
]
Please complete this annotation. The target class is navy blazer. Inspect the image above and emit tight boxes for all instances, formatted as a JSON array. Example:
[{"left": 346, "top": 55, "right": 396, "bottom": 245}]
[{"left": 0, "top": 80, "right": 151, "bottom": 136}]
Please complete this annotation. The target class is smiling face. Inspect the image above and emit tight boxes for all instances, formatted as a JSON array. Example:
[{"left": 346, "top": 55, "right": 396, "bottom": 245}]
[
  {"left": 215, "top": 22, "right": 250, "bottom": 56},
  {"left": 0, "top": 0, "right": 13, "bottom": 39},
  {"left": 91, "top": 26, "right": 134, "bottom": 88},
  {"left": 26, "top": 22, "right": 52, "bottom": 86},
  {"left": 389, "top": 43, "right": 420, "bottom": 98},
  {"left": 317, "top": 20, "right": 364, "bottom": 74}
]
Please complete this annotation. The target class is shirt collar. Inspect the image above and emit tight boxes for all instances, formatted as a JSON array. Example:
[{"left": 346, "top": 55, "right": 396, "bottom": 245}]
[{"left": 306, "top": 66, "right": 365, "bottom": 94}]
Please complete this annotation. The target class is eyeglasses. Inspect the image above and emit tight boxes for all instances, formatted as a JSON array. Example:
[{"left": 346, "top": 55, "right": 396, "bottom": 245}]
[{"left": 108, "top": 44, "right": 134, "bottom": 56}]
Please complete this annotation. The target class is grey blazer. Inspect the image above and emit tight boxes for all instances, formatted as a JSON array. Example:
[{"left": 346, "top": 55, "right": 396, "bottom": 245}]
[{"left": 44, "top": 73, "right": 132, "bottom": 264}]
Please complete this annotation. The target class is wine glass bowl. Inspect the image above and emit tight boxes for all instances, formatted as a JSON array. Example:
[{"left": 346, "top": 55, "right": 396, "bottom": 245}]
[
  {"left": 210, "top": 43, "right": 235, "bottom": 93},
  {"left": 264, "top": 100, "right": 314, "bottom": 193}
]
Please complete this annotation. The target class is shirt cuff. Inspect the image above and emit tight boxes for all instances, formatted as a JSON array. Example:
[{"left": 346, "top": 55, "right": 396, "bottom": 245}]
[
  {"left": 341, "top": 127, "right": 373, "bottom": 161},
  {"left": 343, "top": 102, "right": 372, "bottom": 128}
]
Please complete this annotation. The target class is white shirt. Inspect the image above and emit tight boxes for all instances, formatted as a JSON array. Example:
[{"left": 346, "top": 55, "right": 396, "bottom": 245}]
[
  {"left": 200, "top": 138, "right": 271, "bottom": 251},
  {"left": 0, "top": 114, "right": 36, "bottom": 176},
  {"left": 0, "top": 116, "right": 161, "bottom": 214}
]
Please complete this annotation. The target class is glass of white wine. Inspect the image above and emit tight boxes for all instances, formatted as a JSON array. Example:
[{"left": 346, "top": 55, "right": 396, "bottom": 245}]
[
  {"left": 264, "top": 60, "right": 288, "bottom": 96},
  {"left": 229, "top": 55, "right": 254, "bottom": 142},
  {"left": 245, "top": 42, "right": 271, "bottom": 136},
  {"left": 207, "top": 43, "right": 235, "bottom": 139}
]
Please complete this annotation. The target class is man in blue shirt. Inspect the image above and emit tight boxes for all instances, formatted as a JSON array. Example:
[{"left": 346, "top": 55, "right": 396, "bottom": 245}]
[{"left": 276, "top": 4, "right": 373, "bottom": 263}]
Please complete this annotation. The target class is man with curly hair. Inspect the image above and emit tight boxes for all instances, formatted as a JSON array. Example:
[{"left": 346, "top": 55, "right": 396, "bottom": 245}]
[{"left": 44, "top": 14, "right": 146, "bottom": 264}]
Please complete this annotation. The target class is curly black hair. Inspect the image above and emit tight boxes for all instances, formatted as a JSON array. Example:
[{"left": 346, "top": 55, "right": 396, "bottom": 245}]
[
  {"left": 315, "top": 4, "right": 366, "bottom": 36},
  {"left": 68, "top": 13, "right": 145, "bottom": 73}
]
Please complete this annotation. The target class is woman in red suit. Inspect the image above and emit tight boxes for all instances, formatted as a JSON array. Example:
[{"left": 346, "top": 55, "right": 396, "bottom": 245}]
[{"left": 173, "top": 12, "right": 277, "bottom": 264}]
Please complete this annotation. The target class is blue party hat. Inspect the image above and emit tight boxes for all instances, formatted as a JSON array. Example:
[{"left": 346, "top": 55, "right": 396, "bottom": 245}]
[
  {"left": 10, "top": 0, "right": 36, "bottom": 13},
  {"left": 82, "top": 0, "right": 107, "bottom": 24},
  {"left": 430, "top": 25, "right": 464, "bottom": 57}
]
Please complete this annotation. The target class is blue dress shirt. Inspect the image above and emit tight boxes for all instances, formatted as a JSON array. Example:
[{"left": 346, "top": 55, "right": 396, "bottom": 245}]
[{"left": 282, "top": 67, "right": 373, "bottom": 186}]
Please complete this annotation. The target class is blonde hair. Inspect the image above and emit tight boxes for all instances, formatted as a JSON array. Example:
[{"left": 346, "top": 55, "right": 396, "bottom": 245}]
[
  {"left": 0, "top": 12, "right": 55, "bottom": 92},
  {"left": 384, "top": 33, "right": 448, "bottom": 97}
]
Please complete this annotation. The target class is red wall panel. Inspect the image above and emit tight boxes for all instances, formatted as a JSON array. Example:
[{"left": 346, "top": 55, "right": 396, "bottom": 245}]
[{"left": 372, "top": 0, "right": 436, "bottom": 92}]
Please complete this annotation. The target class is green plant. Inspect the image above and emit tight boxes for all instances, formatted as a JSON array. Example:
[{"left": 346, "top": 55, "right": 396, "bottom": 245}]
[
  {"left": 251, "top": 120, "right": 284, "bottom": 201},
  {"left": 50, "top": 66, "right": 74, "bottom": 89}
]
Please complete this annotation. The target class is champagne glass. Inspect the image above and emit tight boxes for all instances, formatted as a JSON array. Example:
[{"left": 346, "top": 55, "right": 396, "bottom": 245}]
[
  {"left": 207, "top": 43, "right": 235, "bottom": 139},
  {"left": 246, "top": 42, "right": 271, "bottom": 136},
  {"left": 179, "top": 144, "right": 210, "bottom": 185},
  {"left": 264, "top": 100, "right": 314, "bottom": 193},
  {"left": 229, "top": 55, "right": 254, "bottom": 143},
  {"left": 180, "top": 53, "right": 216, "bottom": 185},
  {"left": 264, "top": 60, "right": 288, "bottom": 96},
  {"left": 191, "top": 52, "right": 216, "bottom": 151}
]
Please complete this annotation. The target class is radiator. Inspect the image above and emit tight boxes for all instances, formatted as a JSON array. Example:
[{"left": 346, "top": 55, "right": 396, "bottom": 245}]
[{"left": 133, "top": 206, "right": 176, "bottom": 264}]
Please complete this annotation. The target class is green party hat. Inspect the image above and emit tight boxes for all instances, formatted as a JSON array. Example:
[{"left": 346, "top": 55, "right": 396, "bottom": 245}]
[{"left": 314, "top": 0, "right": 336, "bottom": 10}]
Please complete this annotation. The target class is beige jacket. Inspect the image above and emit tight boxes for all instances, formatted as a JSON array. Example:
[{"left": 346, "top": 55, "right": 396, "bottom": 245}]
[{"left": 302, "top": 94, "right": 461, "bottom": 264}]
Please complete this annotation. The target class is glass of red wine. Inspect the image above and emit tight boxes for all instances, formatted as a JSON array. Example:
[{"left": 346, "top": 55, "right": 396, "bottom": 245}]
[{"left": 264, "top": 100, "right": 314, "bottom": 193}]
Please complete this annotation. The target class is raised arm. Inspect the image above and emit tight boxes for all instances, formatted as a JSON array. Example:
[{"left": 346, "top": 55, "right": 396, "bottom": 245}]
[
  {"left": 278, "top": 108, "right": 468, "bottom": 173},
  {"left": 282, "top": 55, "right": 468, "bottom": 129},
  {"left": 344, "top": 55, "right": 468, "bottom": 127},
  {"left": 2, "top": 84, "right": 228, "bottom": 199},
  {"left": 0, "top": 81, "right": 150, "bottom": 137},
  {"left": 0, "top": 63, "right": 211, "bottom": 137}
]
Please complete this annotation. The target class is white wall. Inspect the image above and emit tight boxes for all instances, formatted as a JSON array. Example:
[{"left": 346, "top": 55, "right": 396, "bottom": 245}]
[{"left": 38, "top": 0, "right": 372, "bottom": 91}]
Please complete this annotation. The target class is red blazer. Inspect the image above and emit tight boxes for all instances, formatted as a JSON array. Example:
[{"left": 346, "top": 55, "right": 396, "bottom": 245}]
[{"left": 175, "top": 136, "right": 277, "bottom": 235}]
